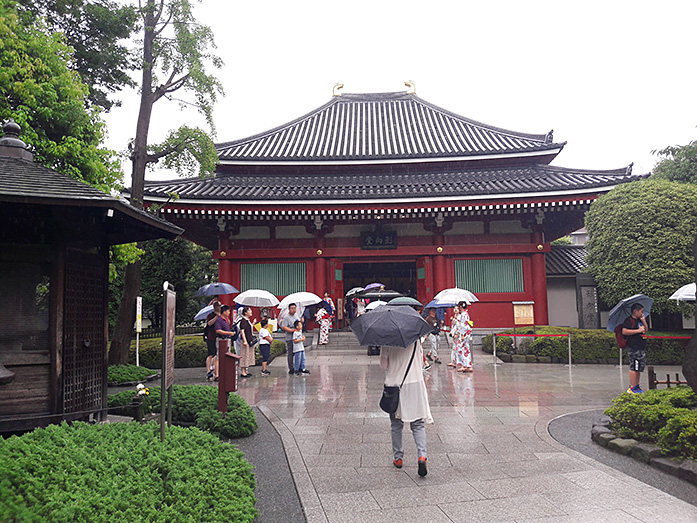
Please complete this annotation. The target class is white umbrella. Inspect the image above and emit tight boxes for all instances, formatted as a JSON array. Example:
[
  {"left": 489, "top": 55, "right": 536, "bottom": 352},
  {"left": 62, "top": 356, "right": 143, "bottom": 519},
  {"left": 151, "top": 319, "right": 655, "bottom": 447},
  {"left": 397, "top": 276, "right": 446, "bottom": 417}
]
[
  {"left": 669, "top": 283, "right": 696, "bottom": 302},
  {"left": 365, "top": 300, "right": 387, "bottom": 310},
  {"left": 277, "top": 291, "right": 323, "bottom": 309},
  {"left": 234, "top": 289, "right": 279, "bottom": 307},
  {"left": 433, "top": 287, "right": 478, "bottom": 304},
  {"left": 345, "top": 286, "right": 364, "bottom": 297}
]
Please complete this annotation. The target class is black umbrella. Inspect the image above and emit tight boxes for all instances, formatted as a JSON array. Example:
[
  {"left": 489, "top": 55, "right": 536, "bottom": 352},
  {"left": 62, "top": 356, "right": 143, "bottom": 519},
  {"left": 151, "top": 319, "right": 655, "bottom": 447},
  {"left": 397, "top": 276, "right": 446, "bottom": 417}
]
[
  {"left": 350, "top": 305, "right": 433, "bottom": 348},
  {"left": 358, "top": 289, "right": 403, "bottom": 301},
  {"left": 195, "top": 282, "right": 239, "bottom": 297}
]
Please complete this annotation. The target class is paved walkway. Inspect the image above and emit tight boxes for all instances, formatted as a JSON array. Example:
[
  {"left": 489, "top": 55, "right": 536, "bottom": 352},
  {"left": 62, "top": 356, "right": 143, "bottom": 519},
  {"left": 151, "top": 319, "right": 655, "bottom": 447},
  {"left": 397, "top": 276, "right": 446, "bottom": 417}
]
[{"left": 223, "top": 332, "right": 697, "bottom": 523}]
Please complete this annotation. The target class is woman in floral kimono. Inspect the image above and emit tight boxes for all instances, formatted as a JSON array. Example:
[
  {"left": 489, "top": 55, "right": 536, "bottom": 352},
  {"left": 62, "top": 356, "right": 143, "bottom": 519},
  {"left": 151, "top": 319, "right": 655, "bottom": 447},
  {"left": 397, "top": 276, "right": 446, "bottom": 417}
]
[
  {"left": 316, "top": 307, "right": 331, "bottom": 345},
  {"left": 457, "top": 301, "right": 473, "bottom": 372},
  {"left": 448, "top": 305, "right": 461, "bottom": 367}
]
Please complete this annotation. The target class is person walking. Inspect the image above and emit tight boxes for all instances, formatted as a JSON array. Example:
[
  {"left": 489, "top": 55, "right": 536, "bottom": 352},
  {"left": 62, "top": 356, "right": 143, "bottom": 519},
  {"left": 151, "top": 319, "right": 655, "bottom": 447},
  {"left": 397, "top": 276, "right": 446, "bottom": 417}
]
[
  {"left": 316, "top": 306, "right": 331, "bottom": 345},
  {"left": 622, "top": 303, "right": 649, "bottom": 393},
  {"left": 448, "top": 304, "right": 461, "bottom": 367},
  {"left": 381, "top": 340, "right": 433, "bottom": 477},
  {"left": 424, "top": 308, "right": 443, "bottom": 364},
  {"left": 456, "top": 301, "right": 473, "bottom": 372},
  {"left": 204, "top": 300, "right": 221, "bottom": 380},
  {"left": 238, "top": 306, "right": 256, "bottom": 378},
  {"left": 214, "top": 305, "right": 236, "bottom": 381},
  {"left": 281, "top": 303, "right": 302, "bottom": 374}
]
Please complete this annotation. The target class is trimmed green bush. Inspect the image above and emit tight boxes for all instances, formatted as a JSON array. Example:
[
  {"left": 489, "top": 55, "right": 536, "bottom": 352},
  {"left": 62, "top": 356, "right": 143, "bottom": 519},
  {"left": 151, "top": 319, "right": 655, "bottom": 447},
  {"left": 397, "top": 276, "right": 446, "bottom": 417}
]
[
  {"left": 482, "top": 326, "right": 688, "bottom": 365},
  {"left": 605, "top": 387, "right": 697, "bottom": 459},
  {"left": 108, "top": 384, "right": 258, "bottom": 438},
  {"left": 196, "top": 395, "right": 259, "bottom": 439},
  {"left": 0, "top": 422, "right": 257, "bottom": 522},
  {"left": 129, "top": 335, "right": 288, "bottom": 369},
  {"left": 107, "top": 364, "right": 157, "bottom": 384},
  {"left": 128, "top": 335, "right": 208, "bottom": 368}
]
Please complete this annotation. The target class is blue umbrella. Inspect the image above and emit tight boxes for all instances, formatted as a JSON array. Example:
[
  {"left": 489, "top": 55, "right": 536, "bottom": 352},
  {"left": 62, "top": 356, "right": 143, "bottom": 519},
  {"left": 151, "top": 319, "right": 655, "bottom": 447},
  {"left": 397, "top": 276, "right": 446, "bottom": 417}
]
[
  {"left": 195, "top": 282, "right": 239, "bottom": 297},
  {"left": 194, "top": 304, "right": 214, "bottom": 321},
  {"left": 606, "top": 294, "right": 653, "bottom": 332},
  {"left": 424, "top": 299, "right": 456, "bottom": 309}
]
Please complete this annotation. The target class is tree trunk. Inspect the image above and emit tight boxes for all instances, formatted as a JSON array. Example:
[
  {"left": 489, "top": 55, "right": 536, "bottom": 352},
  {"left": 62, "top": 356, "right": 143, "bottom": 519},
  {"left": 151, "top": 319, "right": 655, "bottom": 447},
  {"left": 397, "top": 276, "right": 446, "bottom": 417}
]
[
  {"left": 108, "top": 260, "right": 142, "bottom": 365},
  {"left": 683, "top": 234, "right": 697, "bottom": 393},
  {"left": 108, "top": 1, "right": 156, "bottom": 365}
]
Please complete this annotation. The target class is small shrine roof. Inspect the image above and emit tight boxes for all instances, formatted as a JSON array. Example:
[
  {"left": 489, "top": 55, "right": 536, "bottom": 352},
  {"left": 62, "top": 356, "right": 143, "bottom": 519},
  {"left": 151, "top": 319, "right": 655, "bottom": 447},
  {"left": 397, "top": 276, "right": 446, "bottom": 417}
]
[
  {"left": 0, "top": 155, "right": 182, "bottom": 240},
  {"left": 546, "top": 245, "right": 588, "bottom": 275},
  {"left": 139, "top": 164, "right": 645, "bottom": 204},
  {"left": 215, "top": 91, "right": 564, "bottom": 165}
]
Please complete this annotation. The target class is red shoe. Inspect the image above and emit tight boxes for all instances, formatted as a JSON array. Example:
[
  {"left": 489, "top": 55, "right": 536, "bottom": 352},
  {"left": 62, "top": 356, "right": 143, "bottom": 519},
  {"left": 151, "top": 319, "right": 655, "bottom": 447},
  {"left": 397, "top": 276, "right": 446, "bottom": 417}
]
[
  {"left": 393, "top": 458, "right": 403, "bottom": 469},
  {"left": 418, "top": 456, "right": 427, "bottom": 477}
]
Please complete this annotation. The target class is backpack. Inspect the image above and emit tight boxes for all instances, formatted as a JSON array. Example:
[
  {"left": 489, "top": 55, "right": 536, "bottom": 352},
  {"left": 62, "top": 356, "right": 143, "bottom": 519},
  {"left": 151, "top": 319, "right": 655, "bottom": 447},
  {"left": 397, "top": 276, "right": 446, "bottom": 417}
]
[{"left": 614, "top": 317, "right": 635, "bottom": 348}]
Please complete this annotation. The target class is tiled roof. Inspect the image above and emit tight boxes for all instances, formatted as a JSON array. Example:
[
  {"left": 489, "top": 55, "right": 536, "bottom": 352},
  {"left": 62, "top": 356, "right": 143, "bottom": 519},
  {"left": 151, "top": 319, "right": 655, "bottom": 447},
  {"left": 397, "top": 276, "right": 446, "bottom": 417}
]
[
  {"left": 546, "top": 245, "right": 588, "bottom": 275},
  {"left": 216, "top": 92, "right": 564, "bottom": 164},
  {"left": 0, "top": 156, "right": 182, "bottom": 236},
  {"left": 140, "top": 164, "right": 644, "bottom": 203}
]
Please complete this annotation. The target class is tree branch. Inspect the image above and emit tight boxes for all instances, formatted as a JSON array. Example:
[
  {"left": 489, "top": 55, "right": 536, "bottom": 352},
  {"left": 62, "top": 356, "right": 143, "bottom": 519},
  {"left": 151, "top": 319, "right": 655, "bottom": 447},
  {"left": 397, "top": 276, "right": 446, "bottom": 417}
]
[{"left": 153, "top": 73, "right": 190, "bottom": 102}]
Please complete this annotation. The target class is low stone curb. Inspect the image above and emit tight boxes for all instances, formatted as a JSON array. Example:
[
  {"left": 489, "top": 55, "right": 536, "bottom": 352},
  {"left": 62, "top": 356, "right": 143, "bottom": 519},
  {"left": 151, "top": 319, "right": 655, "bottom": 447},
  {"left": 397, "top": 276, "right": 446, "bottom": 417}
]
[
  {"left": 591, "top": 415, "right": 697, "bottom": 486},
  {"left": 492, "top": 353, "right": 622, "bottom": 364}
]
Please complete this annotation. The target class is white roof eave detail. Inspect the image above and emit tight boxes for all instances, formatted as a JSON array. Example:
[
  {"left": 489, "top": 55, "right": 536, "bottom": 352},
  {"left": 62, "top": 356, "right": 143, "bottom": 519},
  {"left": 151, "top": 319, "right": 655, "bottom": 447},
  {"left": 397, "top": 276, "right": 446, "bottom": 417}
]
[{"left": 139, "top": 184, "right": 617, "bottom": 207}]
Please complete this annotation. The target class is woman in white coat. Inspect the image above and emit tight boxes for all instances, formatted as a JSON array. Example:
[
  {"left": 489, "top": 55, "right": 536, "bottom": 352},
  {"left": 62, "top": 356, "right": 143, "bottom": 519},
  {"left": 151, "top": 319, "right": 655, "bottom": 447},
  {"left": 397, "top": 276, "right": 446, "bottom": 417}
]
[{"left": 380, "top": 340, "right": 433, "bottom": 477}]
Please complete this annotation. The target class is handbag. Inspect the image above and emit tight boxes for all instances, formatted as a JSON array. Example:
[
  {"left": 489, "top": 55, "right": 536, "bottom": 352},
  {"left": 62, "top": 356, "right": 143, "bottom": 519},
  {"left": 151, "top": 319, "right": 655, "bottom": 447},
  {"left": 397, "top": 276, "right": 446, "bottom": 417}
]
[{"left": 379, "top": 343, "right": 417, "bottom": 414}]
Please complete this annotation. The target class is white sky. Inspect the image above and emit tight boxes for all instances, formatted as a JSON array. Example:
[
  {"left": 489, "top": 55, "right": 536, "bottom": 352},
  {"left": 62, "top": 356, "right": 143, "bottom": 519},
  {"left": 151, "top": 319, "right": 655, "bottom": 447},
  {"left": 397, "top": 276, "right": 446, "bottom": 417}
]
[{"left": 104, "top": 0, "right": 697, "bottom": 187}]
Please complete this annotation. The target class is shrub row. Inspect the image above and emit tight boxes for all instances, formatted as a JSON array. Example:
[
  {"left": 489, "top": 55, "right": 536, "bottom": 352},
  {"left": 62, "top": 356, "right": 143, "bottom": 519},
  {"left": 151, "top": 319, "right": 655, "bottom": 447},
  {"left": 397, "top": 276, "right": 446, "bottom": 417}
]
[
  {"left": 481, "top": 327, "right": 688, "bottom": 365},
  {"left": 107, "top": 364, "right": 157, "bottom": 385},
  {"left": 0, "top": 422, "right": 257, "bottom": 522},
  {"left": 605, "top": 387, "right": 697, "bottom": 460},
  {"left": 108, "top": 384, "right": 258, "bottom": 438},
  {"left": 127, "top": 336, "right": 287, "bottom": 369}
]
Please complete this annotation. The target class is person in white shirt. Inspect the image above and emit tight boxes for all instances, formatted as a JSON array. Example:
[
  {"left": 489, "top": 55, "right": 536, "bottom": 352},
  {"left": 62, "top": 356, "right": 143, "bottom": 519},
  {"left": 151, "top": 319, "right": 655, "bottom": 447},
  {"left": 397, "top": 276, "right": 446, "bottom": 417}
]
[{"left": 258, "top": 319, "right": 273, "bottom": 376}]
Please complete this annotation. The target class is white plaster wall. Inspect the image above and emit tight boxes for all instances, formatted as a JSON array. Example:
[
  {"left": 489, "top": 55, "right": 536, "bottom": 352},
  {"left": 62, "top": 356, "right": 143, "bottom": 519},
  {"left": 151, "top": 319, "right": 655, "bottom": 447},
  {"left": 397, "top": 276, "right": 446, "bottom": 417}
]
[
  {"left": 546, "top": 276, "right": 579, "bottom": 328},
  {"left": 490, "top": 220, "right": 529, "bottom": 234},
  {"left": 275, "top": 226, "right": 313, "bottom": 239},
  {"left": 444, "top": 221, "right": 484, "bottom": 236},
  {"left": 233, "top": 226, "right": 270, "bottom": 239}
]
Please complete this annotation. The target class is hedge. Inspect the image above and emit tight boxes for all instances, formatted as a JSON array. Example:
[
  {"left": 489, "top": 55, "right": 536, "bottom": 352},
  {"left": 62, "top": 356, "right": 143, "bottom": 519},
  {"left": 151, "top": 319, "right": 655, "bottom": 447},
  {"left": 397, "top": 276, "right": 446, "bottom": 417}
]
[
  {"left": 481, "top": 326, "right": 688, "bottom": 365},
  {"left": 108, "top": 384, "right": 258, "bottom": 438},
  {"left": 127, "top": 336, "right": 287, "bottom": 369},
  {"left": 0, "top": 422, "right": 257, "bottom": 522},
  {"left": 107, "top": 364, "right": 158, "bottom": 385},
  {"left": 605, "top": 387, "right": 697, "bottom": 460}
]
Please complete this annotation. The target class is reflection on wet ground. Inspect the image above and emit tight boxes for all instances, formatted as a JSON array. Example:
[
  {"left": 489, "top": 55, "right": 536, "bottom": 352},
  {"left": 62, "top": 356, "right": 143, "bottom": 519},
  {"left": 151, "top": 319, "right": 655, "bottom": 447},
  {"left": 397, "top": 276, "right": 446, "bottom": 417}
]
[{"left": 163, "top": 333, "right": 696, "bottom": 522}]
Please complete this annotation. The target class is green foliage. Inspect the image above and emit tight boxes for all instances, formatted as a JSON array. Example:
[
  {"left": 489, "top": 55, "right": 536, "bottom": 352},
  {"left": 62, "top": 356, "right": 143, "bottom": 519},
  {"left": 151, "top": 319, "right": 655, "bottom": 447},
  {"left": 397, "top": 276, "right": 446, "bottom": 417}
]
[
  {"left": 0, "top": 422, "right": 257, "bottom": 522},
  {"left": 127, "top": 335, "right": 207, "bottom": 369},
  {"left": 196, "top": 396, "right": 258, "bottom": 439},
  {"left": 0, "top": 1, "right": 122, "bottom": 192},
  {"left": 107, "top": 364, "right": 157, "bottom": 384},
  {"left": 153, "top": 125, "right": 219, "bottom": 179},
  {"left": 108, "top": 385, "right": 258, "bottom": 438},
  {"left": 16, "top": 0, "right": 138, "bottom": 111},
  {"left": 551, "top": 236, "right": 573, "bottom": 245},
  {"left": 109, "top": 243, "right": 144, "bottom": 283},
  {"left": 605, "top": 387, "right": 697, "bottom": 459},
  {"left": 585, "top": 179, "right": 697, "bottom": 314},
  {"left": 652, "top": 140, "right": 697, "bottom": 185},
  {"left": 481, "top": 326, "right": 688, "bottom": 365}
]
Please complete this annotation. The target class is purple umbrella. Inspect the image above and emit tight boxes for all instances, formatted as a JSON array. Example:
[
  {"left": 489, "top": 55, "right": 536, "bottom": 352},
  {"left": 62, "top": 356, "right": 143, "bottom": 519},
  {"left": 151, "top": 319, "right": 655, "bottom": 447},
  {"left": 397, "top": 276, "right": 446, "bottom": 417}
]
[{"left": 364, "top": 282, "right": 385, "bottom": 291}]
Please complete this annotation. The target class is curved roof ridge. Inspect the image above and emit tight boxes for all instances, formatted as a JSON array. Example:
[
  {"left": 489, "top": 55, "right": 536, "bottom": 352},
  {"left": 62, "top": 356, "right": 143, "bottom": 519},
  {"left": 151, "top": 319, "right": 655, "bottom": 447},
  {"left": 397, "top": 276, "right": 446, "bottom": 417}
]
[{"left": 215, "top": 90, "right": 564, "bottom": 163}]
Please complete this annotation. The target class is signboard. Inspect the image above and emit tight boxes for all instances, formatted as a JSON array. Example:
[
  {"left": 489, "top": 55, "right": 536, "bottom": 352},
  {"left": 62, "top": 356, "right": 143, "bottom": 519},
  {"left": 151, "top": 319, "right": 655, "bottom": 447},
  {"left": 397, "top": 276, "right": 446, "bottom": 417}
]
[
  {"left": 360, "top": 230, "right": 397, "bottom": 250},
  {"left": 135, "top": 296, "right": 142, "bottom": 333},
  {"left": 513, "top": 301, "right": 534, "bottom": 326},
  {"left": 164, "top": 288, "right": 176, "bottom": 389}
]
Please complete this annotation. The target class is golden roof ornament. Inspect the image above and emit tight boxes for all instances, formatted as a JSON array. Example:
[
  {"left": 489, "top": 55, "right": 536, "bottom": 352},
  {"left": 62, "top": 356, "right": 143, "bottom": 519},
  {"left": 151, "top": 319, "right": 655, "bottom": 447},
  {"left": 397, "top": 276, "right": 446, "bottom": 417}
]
[
  {"left": 332, "top": 83, "right": 344, "bottom": 97},
  {"left": 405, "top": 81, "right": 416, "bottom": 94}
]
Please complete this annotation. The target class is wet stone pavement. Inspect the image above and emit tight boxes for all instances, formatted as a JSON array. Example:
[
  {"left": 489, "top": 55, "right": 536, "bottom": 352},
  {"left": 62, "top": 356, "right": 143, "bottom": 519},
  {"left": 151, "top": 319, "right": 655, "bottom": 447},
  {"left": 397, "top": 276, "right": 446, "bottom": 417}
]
[{"left": 139, "top": 332, "right": 697, "bottom": 522}]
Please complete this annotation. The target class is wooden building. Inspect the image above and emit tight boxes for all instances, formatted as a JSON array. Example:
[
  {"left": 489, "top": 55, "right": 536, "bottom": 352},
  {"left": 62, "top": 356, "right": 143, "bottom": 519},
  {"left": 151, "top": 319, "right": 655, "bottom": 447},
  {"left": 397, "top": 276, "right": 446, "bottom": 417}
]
[
  {"left": 136, "top": 87, "right": 646, "bottom": 327},
  {"left": 0, "top": 121, "right": 182, "bottom": 433}
]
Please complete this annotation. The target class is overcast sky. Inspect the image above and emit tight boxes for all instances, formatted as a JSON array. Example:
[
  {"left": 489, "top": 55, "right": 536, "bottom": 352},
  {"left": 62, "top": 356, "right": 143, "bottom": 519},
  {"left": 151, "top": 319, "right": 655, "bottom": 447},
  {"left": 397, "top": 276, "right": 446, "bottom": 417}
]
[{"left": 104, "top": 0, "right": 697, "bottom": 187}]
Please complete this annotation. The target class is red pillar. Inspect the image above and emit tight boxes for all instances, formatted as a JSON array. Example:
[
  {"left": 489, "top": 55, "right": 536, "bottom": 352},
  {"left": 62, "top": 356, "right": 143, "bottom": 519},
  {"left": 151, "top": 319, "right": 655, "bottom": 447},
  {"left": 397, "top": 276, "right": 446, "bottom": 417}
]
[
  {"left": 531, "top": 231, "right": 549, "bottom": 325},
  {"left": 313, "top": 234, "right": 327, "bottom": 295},
  {"left": 217, "top": 236, "right": 236, "bottom": 307},
  {"left": 433, "top": 230, "right": 447, "bottom": 293}
]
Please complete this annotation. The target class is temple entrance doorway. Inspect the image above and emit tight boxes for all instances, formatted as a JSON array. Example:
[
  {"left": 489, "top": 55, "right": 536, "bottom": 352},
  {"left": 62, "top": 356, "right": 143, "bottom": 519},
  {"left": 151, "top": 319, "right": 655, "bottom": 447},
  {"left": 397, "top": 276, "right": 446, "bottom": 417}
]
[{"left": 342, "top": 261, "right": 417, "bottom": 298}]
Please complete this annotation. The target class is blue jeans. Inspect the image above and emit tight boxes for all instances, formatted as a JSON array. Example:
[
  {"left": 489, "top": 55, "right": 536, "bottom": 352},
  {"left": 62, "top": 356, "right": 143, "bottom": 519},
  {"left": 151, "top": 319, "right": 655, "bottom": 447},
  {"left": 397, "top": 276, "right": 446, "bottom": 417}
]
[{"left": 294, "top": 351, "right": 306, "bottom": 372}]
